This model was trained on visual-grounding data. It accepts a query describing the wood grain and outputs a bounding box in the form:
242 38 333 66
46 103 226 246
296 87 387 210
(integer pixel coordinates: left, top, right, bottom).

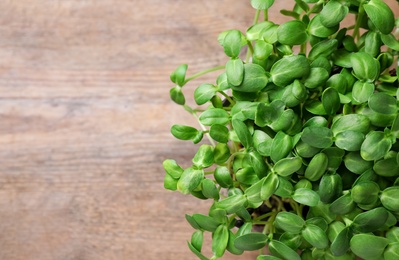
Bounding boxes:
0 1 398 259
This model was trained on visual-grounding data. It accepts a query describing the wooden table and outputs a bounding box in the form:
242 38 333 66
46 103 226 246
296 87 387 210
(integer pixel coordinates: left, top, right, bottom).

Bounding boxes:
0 1 397 259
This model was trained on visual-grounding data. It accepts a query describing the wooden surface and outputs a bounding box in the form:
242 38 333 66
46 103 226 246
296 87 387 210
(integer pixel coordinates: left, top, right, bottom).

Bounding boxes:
0 1 398 260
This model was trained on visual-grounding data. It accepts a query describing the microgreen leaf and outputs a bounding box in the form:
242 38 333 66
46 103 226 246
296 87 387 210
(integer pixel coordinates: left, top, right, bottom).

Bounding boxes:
270 55 310 87
319 173 343 204
380 186 399 212
192 214 221 232
212 225 229 258
231 63 269 93
277 20 308 45
360 131 392 161
214 166 233 188
223 30 243 58
363 0 395 35
234 233 268 251
226 59 244 87
192 145 214 169
292 188 319 207
274 211 306 234
199 108 230 126
232 119 253 149
268 240 301 260
368 92 397 115
273 157 302 177
301 224 329 249
352 207 389 233
250 0 274 10
350 234 389 259
351 52 380 82
319 0 348 27
194 83 217 105
171 124 201 142
301 126 333 149
177 167 204 194
170 85 185 105
170 64 188 86
308 15 339 38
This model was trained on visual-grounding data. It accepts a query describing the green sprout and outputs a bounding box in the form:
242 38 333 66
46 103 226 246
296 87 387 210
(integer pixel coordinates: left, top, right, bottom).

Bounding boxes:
164 0 399 259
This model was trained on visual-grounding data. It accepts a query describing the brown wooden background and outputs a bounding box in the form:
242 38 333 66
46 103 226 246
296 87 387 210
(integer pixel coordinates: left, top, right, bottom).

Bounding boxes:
0 1 398 259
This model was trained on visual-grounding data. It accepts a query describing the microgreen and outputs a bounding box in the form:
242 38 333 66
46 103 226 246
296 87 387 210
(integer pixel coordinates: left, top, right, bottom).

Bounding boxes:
163 0 399 259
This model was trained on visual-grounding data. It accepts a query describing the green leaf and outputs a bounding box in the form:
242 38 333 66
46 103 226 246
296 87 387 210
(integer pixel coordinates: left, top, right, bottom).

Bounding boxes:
232 120 253 149
350 234 389 259
163 159 184 179
192 214 220 232
384 242 399 259
246 21 275 41
245 178 265 207
249 150 269 178
322 87 340 115
364 31 382 57
177 167 204 194
270 55 310 87
170 64 188 86
164 173 178 191
223 30 243 58
329 193 356 215
331 227 352 256
301 126 333 149
268 239 301 260
274 211 306 234
381 186 399 212
234 233 268 251
260 172 279 200
257 255 283 260
187 241 210 260
319 0 348 27
214 143 230 164
273 157 302 177
363 0 395 34
250 0 274 10
192 145 214 168
191 230 204 252
352 207 389 233
170 85 185 105
231 63 269 93
368 92 397 115
308 15 339 38
322 147 345 171
319 173 343 204
236 167 259 185
308 39 338 61
360 131 392 161
352 81 375 103
303 67 329 89
381 33 399 51
277 20 308 45
344 151 373 174
305 101 327 115
274 176 294 198
201 179 219 200
254 40 273 60
334 130 365 151
351 181 379 205
304 152 328 181
374 157 399 177
301 224 329 249
326 74 348 94
171 124 200 141
226 231 244 255
292 188 320 207
194 83 217 105
216 194 247 214
213 166 233 188
226 59 244 86
331 114 370 135
351 52 380 82
271 131 293 162
212 225 229 258
210 124 229 143
199 108 230 126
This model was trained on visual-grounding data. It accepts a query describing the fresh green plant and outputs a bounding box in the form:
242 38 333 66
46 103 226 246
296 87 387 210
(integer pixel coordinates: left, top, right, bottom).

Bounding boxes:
163 0 399 259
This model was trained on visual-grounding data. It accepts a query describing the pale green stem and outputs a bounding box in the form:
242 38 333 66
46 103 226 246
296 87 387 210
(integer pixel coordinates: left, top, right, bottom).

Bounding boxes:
184 65 225 84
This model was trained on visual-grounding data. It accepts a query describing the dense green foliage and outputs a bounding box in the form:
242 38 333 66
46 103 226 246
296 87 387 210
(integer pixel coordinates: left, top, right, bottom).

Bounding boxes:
164 0 399 259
